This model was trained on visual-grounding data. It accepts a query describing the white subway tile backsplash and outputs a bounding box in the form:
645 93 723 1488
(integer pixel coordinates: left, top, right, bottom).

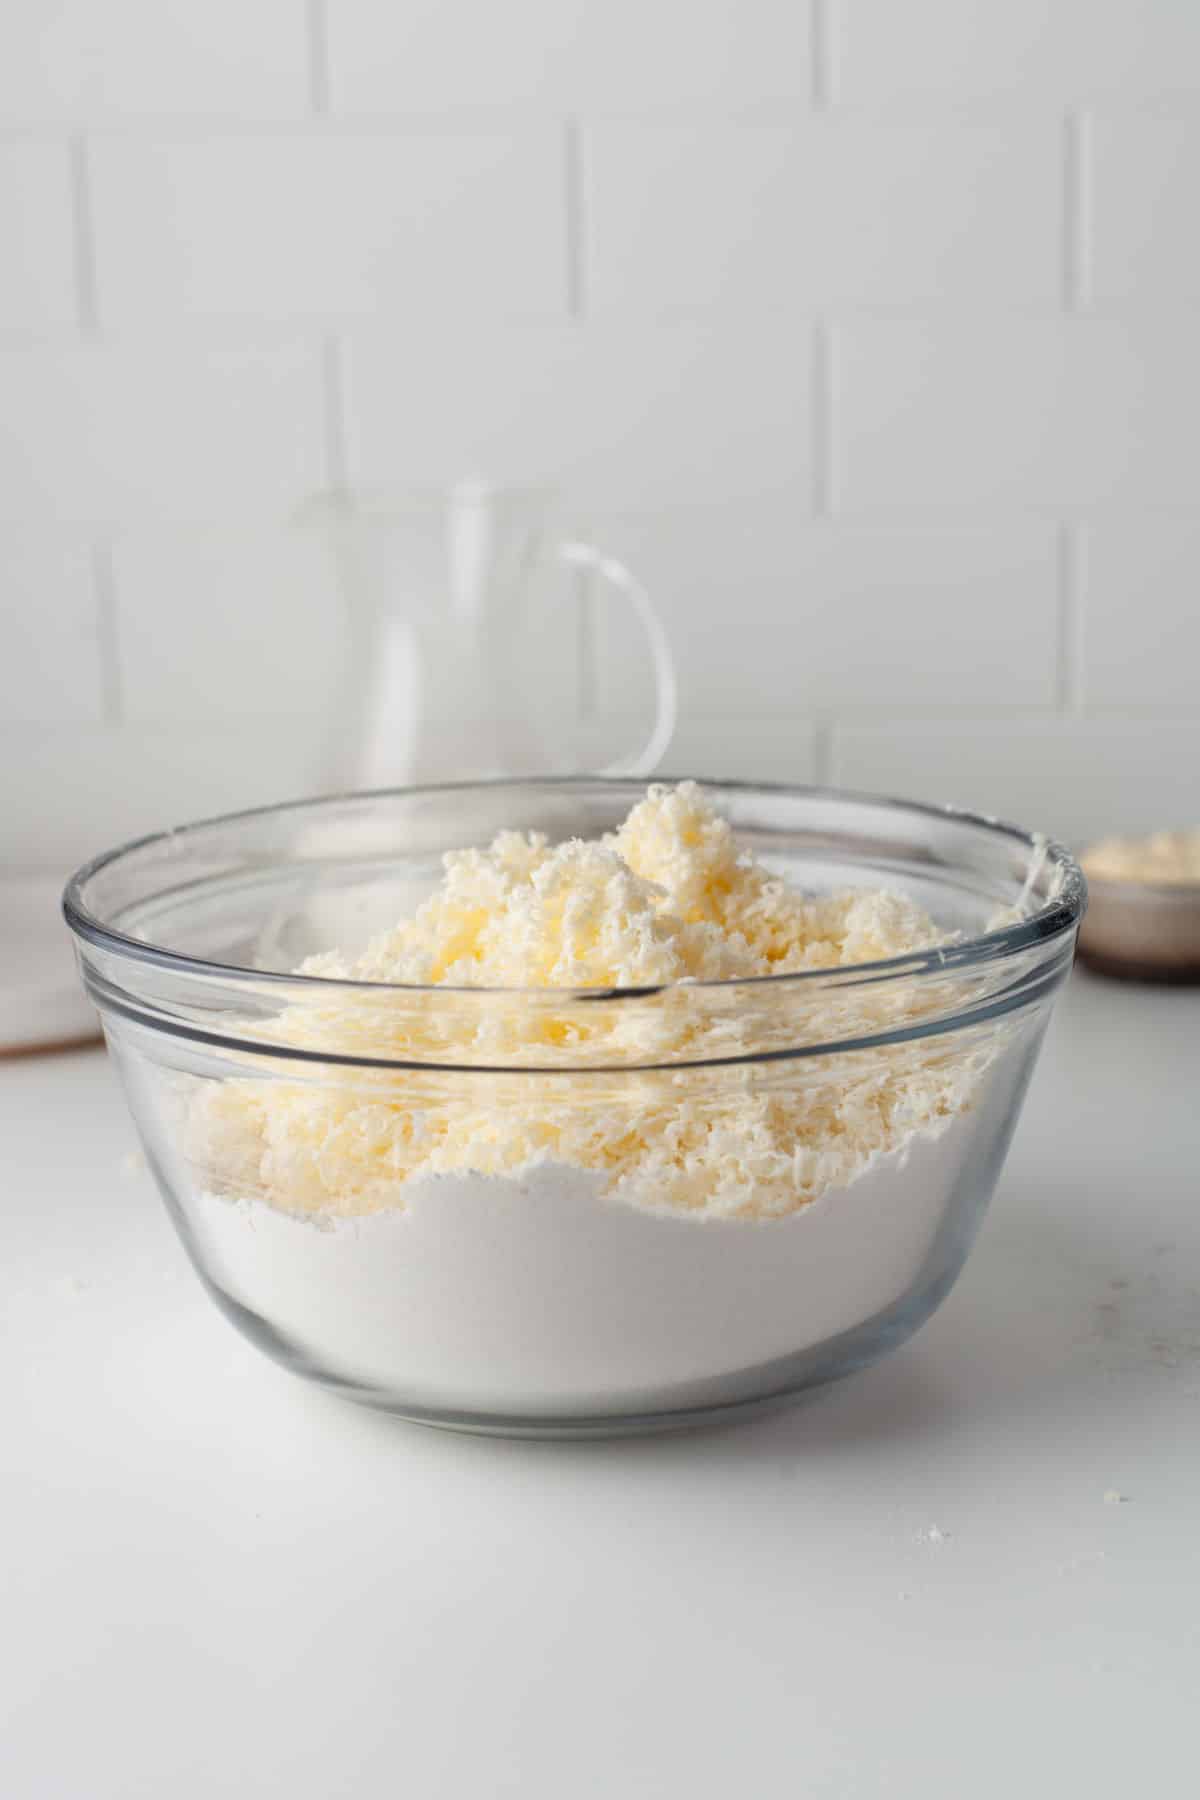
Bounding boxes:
838 0 1200 101
1083 519 1200 709
589 514 1059 717
0 143 78 331
659 714 819 784
586 121 1060 310
2 0 1198 866
113 522 592 752
112 530 349 721
1092 117 1200 303
835 322 1200 512
832 719 1200 846
326 0 811 112
576 709 819 786
0 538 101 723
1 722 338 867
343 325 814 508
0 344 325 526
89 130 567 325
0 1 309 120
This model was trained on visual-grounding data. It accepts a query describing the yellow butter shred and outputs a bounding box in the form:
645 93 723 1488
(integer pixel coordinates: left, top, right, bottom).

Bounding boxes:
189 784 989 1220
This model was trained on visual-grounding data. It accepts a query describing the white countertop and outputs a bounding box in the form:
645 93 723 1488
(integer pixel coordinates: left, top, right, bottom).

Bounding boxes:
2 970 1198 1799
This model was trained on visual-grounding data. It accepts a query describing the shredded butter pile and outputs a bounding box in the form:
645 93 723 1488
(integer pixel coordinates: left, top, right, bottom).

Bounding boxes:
190 784 989 1220
303 780 942 988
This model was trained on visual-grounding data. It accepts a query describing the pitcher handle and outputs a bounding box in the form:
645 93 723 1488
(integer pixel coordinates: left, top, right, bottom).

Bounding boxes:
558 541 678 778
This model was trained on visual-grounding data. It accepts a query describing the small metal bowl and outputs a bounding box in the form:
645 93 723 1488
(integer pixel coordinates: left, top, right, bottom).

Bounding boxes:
1078 864 1200 984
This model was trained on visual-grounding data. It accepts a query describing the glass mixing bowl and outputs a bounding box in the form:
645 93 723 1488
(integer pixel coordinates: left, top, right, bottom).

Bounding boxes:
65 780 1084 1438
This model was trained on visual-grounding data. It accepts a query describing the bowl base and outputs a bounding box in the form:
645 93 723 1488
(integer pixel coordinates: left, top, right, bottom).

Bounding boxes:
189 1192 980 1439
332 1372 846 1440
205 1272 917 1439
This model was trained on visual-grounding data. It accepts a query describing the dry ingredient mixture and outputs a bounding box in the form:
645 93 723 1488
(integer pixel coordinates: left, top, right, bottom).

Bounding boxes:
189 783 986 1221
182 783 1031 1410
1082 829 1200 887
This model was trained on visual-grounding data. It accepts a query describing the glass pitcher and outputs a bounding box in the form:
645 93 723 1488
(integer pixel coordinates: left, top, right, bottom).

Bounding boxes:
308 480 677 788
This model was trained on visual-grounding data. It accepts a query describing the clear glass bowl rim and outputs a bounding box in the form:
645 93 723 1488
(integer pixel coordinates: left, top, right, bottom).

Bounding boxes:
63 775 1087 1003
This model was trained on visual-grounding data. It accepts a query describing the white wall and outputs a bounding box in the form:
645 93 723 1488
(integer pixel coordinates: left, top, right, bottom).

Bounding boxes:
2 0 1199 869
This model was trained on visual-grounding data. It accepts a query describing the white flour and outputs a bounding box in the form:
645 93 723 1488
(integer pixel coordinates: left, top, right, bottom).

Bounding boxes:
187 1055 1018 1418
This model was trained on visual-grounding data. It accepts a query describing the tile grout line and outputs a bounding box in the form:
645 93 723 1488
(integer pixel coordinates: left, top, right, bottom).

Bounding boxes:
1056 522 1085 714
68 135 99 333
565 117 587 322
306 0 331 114
1063 110 1090 312
321 335 349 493
811 320 834 517
91 540 123 727
811 0 835 108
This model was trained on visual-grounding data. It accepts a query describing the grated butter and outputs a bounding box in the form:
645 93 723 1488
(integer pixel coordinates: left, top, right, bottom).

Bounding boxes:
189 784 988 1220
